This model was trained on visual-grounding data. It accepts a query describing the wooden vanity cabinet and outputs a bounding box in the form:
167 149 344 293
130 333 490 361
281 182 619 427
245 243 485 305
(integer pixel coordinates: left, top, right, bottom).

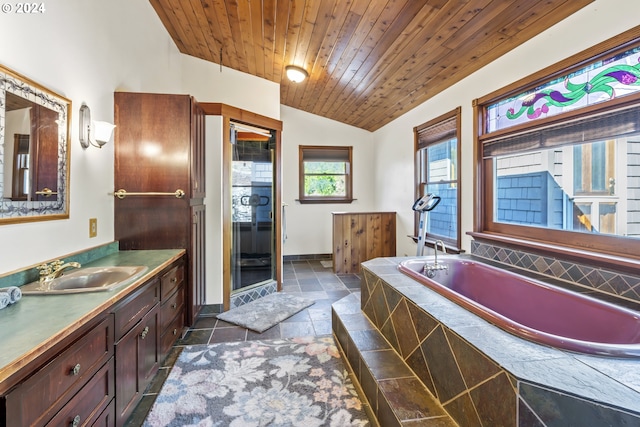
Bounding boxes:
113 278 160 427
2 315 115 427
0 256 185 427
112 258 185 426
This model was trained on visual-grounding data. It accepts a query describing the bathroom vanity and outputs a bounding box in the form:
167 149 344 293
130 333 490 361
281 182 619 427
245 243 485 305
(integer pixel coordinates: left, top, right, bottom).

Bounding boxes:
0 248 185 427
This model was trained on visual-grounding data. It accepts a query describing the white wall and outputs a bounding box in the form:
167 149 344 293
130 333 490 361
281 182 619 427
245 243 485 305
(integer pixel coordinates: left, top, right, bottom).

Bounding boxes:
182 55 280 120
0 0 184 274
0 1 282 280
280 105 375 256
372 0 640 257
204 116 224 304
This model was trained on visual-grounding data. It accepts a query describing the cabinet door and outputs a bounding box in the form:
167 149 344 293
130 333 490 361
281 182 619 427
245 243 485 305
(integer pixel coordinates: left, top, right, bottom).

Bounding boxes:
114 92 191 251
115 304 160 427
189 204 206 324
191 100 205 199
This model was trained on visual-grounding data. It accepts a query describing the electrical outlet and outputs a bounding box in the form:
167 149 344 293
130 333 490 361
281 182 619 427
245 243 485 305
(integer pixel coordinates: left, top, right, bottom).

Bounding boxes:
89 218 97 238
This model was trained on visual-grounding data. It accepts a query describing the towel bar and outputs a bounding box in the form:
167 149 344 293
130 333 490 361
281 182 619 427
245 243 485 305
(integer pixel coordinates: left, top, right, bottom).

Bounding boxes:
35 188 58 196
111 189 186 199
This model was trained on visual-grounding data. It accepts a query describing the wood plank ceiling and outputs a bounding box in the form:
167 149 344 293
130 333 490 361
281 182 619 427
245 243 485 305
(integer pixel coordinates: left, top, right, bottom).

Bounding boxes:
150 0 593 132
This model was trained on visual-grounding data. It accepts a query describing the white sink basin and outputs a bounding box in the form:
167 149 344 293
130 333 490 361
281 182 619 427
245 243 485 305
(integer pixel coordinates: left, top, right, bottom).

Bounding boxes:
21 266 149 294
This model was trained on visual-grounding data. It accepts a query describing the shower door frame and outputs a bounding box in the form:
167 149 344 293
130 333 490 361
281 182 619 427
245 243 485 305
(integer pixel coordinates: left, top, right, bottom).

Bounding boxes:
201 103 282 311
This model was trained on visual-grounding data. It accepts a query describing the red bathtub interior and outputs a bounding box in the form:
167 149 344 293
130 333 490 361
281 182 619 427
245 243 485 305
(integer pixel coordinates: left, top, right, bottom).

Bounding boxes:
398 257 640 357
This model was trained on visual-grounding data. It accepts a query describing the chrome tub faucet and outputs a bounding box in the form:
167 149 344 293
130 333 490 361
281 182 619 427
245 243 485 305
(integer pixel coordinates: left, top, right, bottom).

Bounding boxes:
424 240 448 277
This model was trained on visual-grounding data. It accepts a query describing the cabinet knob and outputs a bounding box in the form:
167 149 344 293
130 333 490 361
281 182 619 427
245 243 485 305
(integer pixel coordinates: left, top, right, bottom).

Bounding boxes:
71 415 81 427
171 277 177 283
140 326 150 339
70 363 81 376
173 328 178 336
171 302 177 309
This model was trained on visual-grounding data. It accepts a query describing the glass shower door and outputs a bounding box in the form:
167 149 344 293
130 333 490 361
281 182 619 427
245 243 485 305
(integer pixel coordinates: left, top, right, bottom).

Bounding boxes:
231 126 275 292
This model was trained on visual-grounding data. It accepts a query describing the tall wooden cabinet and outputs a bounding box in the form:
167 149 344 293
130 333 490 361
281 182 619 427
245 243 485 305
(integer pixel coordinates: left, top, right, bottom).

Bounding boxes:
114 92 205 326
332 212 396 274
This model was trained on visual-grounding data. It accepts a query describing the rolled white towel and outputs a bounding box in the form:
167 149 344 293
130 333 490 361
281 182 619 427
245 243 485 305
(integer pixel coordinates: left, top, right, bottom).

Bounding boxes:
0 292 9 310
4 286 22 304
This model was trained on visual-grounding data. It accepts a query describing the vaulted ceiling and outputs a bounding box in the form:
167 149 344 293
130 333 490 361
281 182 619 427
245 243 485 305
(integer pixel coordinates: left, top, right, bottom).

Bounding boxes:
149 0 593 131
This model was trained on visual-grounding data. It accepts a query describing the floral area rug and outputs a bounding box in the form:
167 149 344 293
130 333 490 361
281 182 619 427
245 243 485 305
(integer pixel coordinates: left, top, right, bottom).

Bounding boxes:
143 336 370 427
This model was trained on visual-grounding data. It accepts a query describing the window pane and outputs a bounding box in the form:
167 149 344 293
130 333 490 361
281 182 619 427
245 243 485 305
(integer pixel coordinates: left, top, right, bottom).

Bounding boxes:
424 182 458 240
304 161 346 174
414 109 461 249
304 175 346 197
426 139 457 182
493 136 639 239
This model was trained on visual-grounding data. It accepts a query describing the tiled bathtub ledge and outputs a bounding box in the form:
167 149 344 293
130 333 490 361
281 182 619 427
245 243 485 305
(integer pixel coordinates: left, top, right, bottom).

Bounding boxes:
332 293 458 426
351 257 640 426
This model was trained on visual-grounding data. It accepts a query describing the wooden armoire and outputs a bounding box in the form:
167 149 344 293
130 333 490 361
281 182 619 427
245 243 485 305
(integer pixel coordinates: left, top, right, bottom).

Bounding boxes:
114 92 205 326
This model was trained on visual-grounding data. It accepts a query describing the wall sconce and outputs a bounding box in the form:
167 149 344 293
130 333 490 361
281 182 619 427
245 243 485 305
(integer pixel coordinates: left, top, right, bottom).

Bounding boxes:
79 103 115 149
285 65 309 83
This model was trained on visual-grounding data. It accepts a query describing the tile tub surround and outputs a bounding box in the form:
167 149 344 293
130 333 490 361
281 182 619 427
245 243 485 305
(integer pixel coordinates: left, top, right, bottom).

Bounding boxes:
342 257 640 426
472 240 640 304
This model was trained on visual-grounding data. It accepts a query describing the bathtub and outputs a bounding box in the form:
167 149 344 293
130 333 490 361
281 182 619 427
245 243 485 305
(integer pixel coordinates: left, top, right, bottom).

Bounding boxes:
398 256 640 357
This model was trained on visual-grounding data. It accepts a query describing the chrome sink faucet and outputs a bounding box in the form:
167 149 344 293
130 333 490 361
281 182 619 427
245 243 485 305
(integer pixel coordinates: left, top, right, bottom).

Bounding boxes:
37 260 81 282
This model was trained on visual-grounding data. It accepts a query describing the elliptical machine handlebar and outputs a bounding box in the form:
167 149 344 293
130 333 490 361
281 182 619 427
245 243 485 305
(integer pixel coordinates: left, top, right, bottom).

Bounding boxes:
412 193 441 212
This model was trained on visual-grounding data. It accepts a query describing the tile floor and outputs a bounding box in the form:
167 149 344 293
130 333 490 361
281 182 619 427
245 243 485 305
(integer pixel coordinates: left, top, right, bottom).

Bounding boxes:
124 259 364 426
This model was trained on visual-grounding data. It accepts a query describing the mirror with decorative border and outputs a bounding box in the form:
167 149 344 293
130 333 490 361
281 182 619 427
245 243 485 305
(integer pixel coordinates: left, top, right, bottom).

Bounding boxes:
0 64 71 223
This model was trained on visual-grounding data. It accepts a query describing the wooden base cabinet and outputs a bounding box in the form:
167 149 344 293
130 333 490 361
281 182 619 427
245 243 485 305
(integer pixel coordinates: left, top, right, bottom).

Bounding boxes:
112 258 185 426
2 315 115 427
0 257 186 427
113 279 160 427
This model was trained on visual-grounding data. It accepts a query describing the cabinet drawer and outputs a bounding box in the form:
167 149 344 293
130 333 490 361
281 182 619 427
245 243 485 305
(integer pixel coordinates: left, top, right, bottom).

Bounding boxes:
45 357 114 427
161 286 184 331
160 306 185 358
5 315 114 427
91 399 115 427
114 279 159 341
160 263 184 301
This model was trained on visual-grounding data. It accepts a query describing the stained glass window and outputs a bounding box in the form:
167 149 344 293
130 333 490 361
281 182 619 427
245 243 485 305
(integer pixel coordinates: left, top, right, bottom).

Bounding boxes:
486 47 640 132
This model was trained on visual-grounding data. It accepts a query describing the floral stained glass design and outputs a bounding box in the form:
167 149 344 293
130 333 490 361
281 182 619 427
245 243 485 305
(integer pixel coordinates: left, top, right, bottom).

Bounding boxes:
486 47 640 132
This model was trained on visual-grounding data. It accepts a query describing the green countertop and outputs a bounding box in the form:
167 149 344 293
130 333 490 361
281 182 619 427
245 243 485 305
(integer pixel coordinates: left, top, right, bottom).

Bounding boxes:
0 249 184 387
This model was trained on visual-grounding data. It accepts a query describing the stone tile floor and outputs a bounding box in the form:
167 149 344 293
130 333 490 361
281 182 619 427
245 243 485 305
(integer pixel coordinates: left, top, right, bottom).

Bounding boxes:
124 259 364 426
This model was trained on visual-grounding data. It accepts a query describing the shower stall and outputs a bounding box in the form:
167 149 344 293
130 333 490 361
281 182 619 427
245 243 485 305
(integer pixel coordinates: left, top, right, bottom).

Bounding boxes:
230 123 276 293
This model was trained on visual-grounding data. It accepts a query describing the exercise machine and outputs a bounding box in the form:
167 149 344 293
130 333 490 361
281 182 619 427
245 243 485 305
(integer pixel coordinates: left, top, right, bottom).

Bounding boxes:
413 193 441 256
